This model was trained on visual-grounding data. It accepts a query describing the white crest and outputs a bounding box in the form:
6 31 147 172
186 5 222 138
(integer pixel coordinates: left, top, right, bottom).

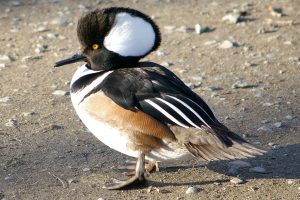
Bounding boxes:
104 12 156 57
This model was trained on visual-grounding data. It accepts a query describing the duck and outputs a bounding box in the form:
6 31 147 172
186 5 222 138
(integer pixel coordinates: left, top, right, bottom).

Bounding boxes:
54 7 265 190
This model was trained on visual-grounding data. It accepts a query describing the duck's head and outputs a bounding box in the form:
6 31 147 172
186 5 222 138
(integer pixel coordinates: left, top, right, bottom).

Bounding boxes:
54 7 161 70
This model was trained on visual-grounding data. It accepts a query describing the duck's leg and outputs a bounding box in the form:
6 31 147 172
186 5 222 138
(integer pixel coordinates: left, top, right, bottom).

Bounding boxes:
112 159 159 176
103 153 146 190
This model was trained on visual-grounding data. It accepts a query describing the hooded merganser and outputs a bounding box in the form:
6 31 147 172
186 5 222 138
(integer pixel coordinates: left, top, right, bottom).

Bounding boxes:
54 7 265 190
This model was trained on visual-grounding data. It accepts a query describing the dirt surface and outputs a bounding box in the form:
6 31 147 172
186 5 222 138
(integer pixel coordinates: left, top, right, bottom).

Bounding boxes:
0 0 299 199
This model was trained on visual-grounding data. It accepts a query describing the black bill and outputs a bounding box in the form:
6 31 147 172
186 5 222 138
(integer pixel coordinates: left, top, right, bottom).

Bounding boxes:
54 53 87 67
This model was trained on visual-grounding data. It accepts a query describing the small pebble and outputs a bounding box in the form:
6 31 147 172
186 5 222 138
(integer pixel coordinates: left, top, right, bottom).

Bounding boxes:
232 80 257 89
160 61 173 67
269 7 283 17
35 44 48 54
285 115 293 120
249 167 267 174
51 17 69 26
195 24 208 34
22 55 43 62
0 63 6 68
22 112 36 117
34 26 49 33
176 26 194 33
82 167 91 172
5 119 17 128
222 13 241 24
0 55 13 62
207 86 223 91
185 186 201 194
4 175 14 181
288 56 300 62
273 122 283 128
52 90 69 96
257 126 272 133
230 177 245 184
0 97 12 103
204 40 217 46
51 124 64 130
287 179 295 185
219 40 237 49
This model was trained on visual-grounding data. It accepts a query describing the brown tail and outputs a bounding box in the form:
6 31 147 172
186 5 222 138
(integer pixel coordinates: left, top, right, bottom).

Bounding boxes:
184 126 266 161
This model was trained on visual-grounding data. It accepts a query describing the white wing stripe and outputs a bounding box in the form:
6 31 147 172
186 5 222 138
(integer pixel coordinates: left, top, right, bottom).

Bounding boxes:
167 95 211 128
156 98 201 128
144 99 189 128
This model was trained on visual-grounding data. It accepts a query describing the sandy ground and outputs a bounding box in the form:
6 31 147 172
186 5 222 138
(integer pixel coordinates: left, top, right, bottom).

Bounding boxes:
0 0 299 199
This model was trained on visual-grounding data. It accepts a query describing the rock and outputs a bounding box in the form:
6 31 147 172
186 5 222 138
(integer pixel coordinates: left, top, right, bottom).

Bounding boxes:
82 167 91 172
164 25 176 33
185 186 201 194
232 80 258 89
22 112 36 117
274 122 284 128
204 40 217 46
22 55 43 62
268 7 283 17
51 124 64 130
230 177 245 184
51 17 68 26
34 26 49 33
176 26 194 33
52 90 69 96
160 61 173 67
5 119 17 128
0 55 13 62
195 24 208 34
287 179 295 185
207 86 223 91
285 115 293 120
4 175 14 181
219 40 237 49
258 126 272 133
0 97 12 103
288 56 300 62
46 33 58 39
222 13 241 24
35 44 48 54
249 167 267 174
0 63 6 68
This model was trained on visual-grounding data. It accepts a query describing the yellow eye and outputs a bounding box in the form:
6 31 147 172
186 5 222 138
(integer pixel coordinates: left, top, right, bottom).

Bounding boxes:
92 44 99 50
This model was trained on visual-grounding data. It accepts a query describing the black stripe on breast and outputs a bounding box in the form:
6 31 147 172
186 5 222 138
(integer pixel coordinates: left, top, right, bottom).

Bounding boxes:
71 71 105 93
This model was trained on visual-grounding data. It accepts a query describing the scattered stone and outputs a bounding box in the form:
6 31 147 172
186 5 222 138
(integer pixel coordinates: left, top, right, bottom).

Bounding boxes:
22 55 43 62
273 122 284 128
0 97 12 103
257 27 267 34
288 56 300 62
52 90 69 96
250 186 259 191
185 186 201 194
207 86 223 91
232 80 258 89
219 40 237 49
285 115 293 120
164 25 176 33
4 175 14 181
0 55 13 62
204 40 217 46
195 24 209 34
283 41 293 45
35 44 48 54
22 112 36 117
82 167 91 172
0 63 6 68
51 16 69 26
176 26 194 33
5 119 17 128
230 177 245 184
268 7 283 17
160 61 173 67
257 126 272 133
249 167 267 174
34 26 49 33
222 13 241 24
46 33 58 39
10 1 22 6
262 102 273 107
51 124 64 130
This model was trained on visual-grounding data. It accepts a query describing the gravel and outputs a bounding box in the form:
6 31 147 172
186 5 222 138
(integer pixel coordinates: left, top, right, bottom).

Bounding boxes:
185 186 201 194
230 178 245 184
